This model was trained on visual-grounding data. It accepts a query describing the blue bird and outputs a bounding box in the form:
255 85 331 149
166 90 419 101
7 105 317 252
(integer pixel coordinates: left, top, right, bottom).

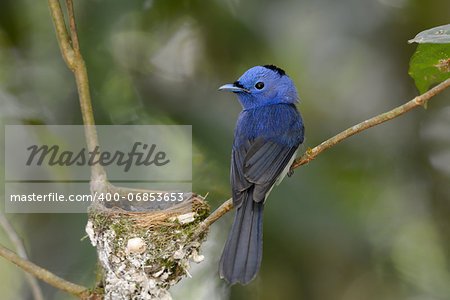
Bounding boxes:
218 65 305 285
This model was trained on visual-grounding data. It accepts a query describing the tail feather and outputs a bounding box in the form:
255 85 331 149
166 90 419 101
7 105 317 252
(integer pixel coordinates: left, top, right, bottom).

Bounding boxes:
219 191 264 285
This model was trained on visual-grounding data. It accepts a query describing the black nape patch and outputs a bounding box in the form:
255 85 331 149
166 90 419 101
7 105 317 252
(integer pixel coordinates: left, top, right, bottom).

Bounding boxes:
263 64 286 77
233 81 245 89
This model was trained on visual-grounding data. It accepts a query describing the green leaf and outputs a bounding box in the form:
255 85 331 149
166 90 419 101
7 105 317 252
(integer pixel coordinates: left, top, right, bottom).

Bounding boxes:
408 43 450 94
408 24 450 44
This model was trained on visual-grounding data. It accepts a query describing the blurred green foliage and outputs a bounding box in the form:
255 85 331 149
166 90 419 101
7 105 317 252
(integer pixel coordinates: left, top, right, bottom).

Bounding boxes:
1 0 450 299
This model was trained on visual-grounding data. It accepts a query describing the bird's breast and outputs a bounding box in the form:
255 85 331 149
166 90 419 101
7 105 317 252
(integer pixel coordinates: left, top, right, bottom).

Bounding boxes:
233 103 304 149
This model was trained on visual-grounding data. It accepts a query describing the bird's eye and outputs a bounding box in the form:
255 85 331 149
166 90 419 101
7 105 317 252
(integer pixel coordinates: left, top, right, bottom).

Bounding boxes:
255 82 265 90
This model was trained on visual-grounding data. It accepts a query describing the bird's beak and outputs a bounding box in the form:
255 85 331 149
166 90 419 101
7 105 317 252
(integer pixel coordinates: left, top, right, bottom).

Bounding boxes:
218 83 250 94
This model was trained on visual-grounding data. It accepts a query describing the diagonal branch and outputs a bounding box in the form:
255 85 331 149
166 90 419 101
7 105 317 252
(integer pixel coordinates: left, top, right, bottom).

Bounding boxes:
0 244 90 298
291 78 450 169
196 78 450 234
192 197 233 238
0 212 43 300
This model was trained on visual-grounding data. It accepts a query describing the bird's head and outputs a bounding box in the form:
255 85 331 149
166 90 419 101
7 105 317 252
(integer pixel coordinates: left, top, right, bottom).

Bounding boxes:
219 65 299 110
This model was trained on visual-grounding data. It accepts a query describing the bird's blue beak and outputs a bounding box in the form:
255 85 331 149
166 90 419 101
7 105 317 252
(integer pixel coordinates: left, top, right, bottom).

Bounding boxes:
218 83 250 94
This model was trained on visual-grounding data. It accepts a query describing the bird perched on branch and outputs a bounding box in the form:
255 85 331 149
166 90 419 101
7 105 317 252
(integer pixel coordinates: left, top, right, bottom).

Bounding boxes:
218 65 304 285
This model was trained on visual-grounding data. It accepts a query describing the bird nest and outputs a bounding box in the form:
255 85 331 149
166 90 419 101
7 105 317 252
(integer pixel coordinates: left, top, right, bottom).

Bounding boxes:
86 193 209 300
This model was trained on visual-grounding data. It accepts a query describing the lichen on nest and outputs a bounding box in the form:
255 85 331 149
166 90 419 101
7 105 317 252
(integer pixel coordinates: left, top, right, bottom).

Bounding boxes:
86 193 209 300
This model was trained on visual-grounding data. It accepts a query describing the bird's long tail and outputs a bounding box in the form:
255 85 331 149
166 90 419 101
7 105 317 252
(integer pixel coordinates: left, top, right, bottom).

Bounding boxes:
219 190 264 285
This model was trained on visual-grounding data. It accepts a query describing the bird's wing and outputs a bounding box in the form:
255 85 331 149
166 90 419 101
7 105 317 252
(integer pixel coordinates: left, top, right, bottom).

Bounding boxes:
231 143 250 191
243 138 298 184
231 137 298 206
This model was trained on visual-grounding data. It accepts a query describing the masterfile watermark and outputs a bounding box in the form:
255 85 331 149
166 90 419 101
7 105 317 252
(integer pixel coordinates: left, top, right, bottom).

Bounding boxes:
5 182 192 213
4 125 192 213
9 192 185 203
26 142 170 172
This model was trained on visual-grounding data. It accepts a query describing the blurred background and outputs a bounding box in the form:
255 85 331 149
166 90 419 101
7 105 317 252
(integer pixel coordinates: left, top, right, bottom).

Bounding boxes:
1 0 449 299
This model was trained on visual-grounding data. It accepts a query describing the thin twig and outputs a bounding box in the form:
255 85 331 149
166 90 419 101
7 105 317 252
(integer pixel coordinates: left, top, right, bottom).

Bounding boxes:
196 79 450 234
0 213 44 300
291 78 450 169
192 198 233 238
66 0 80 54
0 244 89 298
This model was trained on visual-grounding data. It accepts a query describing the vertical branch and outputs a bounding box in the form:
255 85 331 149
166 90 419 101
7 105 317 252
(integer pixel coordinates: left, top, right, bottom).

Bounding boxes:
47 0 106 183
66 0 80 54
47 0 74 69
